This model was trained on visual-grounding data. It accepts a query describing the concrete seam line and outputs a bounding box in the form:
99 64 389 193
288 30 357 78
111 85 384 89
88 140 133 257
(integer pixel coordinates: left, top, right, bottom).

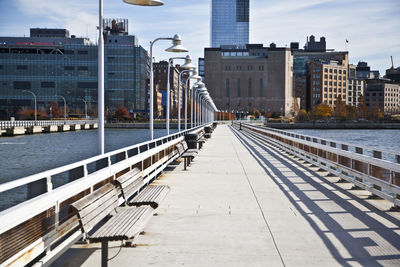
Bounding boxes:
229 126 286 267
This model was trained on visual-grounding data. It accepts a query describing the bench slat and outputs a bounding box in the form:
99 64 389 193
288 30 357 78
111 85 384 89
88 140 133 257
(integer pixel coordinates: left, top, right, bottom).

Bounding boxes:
89 206 154 242
80 192 119 230
130 185 170 209
116 168 142 187
72 183 115 212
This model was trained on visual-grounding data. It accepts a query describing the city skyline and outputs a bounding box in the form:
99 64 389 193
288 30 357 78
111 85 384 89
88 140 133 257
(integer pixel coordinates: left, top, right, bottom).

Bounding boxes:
0 0 399 74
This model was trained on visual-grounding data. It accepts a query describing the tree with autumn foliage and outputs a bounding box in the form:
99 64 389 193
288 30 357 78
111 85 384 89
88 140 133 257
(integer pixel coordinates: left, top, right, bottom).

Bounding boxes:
333 96 347 121
46 101 61 118
312 103 332 121
296 109 308 122
345 105 358 121
358 96 368 119
114 106 130 121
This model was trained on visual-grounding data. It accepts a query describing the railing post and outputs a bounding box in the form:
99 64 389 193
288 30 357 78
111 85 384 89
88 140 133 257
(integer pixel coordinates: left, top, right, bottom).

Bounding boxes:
371 150 383 192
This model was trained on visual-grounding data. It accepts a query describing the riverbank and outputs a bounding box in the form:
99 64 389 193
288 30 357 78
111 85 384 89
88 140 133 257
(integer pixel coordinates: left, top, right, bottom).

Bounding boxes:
264 122 400 129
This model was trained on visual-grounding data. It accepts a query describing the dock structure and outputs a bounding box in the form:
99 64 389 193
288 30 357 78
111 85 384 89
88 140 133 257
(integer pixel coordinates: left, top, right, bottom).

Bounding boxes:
52 124 400 266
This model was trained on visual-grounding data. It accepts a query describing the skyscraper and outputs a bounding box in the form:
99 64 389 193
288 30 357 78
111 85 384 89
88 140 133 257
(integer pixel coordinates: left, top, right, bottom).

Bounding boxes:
211 0 249 48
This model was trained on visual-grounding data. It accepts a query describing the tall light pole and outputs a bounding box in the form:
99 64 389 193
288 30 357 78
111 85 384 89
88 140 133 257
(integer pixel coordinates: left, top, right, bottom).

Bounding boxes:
178 68 194 131
185 69 200 130
150 35 188 140
56 95 67 123
166 56 194 135
190 72 202 128
80 98 88 119
194 86 206 126
96 0 164 155
22 90 37 123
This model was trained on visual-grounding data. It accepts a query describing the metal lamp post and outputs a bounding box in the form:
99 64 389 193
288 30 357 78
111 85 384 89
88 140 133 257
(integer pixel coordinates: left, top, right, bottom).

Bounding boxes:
186 70 200 130
188 71 201 128
178 69 194 131
149 35 188 140
80 98 88 119
166 55 194 135
97 0 164 155
56 95 67 123
194 86 206 126
22 90 37 123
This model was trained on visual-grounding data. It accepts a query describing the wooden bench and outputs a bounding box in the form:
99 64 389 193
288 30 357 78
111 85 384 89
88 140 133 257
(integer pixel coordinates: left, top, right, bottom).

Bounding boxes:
115 167 143 203
176 143 197 170
116 167 170 209
130 185 170 209
71 183 154 267
182 140 198 154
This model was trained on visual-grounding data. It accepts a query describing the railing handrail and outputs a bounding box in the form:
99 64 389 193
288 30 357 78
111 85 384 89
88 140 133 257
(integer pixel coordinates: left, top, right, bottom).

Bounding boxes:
0 124 205 194
232 120 400 164
234 122 400 207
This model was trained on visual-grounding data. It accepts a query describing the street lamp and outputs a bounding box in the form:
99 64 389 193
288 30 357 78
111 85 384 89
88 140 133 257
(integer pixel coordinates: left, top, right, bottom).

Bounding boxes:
177 63 195 131
80 98 88 119
149 35 188 140
56 95 67 123
97 0 164 155
166 55 194 135
22 90 37 123
188 70 201 128
194 86 207 126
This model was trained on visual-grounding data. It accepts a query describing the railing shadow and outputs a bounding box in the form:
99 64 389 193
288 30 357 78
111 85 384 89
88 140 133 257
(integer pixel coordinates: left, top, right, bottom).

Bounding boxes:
230 126 400 267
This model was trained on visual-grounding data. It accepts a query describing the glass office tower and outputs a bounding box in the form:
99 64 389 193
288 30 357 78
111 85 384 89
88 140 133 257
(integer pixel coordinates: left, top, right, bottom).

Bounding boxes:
0 23 149 119
211 0 249 48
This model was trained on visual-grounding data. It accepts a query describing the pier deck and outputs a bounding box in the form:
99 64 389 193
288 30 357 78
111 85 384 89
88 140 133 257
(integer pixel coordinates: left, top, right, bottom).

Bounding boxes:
54 125 400 266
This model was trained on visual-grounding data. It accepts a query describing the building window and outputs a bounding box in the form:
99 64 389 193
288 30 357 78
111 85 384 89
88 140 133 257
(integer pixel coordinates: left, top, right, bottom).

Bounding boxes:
237 78 241 97
248 78 252 97
259 78 263 97
64 66 74 71
41 81 55 88
17 65 28 70
13 81 31 90
77 50 88 55
226 78 230 97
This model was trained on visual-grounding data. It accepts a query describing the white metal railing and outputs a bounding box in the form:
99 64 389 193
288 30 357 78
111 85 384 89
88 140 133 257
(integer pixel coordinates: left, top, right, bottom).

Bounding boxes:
0 120 98 129
0 124 209 267
233 122 400 207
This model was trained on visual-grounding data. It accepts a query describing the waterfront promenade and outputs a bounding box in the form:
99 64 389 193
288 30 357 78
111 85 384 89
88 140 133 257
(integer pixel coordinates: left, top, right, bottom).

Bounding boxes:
55 125 400 266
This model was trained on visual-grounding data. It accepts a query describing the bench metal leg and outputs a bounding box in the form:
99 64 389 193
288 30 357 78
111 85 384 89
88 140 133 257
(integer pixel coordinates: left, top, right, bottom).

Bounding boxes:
184 158 187 170
102 240 108 267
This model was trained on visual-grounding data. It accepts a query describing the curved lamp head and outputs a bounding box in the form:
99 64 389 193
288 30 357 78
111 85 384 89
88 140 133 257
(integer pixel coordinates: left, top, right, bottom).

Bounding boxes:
181 55 196 70
123 0 164 6
165 34 188 53
189 69 201 80
194 80 204 87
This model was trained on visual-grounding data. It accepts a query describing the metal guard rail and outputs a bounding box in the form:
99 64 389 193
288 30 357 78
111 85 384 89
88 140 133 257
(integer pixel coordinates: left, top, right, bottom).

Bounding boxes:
233 122 400 207
0 124 210 267
0 120 98 129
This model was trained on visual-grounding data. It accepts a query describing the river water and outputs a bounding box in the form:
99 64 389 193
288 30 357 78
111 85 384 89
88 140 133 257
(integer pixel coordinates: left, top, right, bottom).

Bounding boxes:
288 129 400 154
0 128 175 184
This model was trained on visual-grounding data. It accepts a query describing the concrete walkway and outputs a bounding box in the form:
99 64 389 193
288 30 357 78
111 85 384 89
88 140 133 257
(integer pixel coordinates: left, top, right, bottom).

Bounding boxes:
54 125 400 266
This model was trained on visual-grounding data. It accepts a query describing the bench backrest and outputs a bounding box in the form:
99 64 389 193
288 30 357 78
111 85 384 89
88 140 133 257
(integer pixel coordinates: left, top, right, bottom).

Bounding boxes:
71 183 119 237
176 143 185 155
182 141 189 151
115 168 143 202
